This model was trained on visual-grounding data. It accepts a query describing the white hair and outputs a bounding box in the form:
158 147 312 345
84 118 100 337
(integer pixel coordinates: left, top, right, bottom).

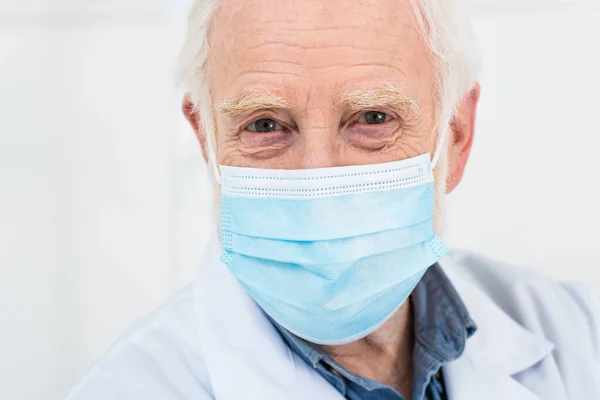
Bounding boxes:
177 0 480 233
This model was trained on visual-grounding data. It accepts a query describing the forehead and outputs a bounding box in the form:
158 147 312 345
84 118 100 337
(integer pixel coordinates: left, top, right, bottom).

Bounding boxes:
207 0 433 105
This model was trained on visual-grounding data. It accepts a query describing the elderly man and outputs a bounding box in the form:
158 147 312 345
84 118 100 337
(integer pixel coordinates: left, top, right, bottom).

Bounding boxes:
67 0 600 399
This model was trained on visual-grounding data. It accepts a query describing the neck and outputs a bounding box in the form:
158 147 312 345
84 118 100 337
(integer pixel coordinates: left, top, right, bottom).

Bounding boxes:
320 299 414 399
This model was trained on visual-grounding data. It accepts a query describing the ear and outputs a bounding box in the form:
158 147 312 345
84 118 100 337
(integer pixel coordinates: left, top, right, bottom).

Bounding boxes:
182 93 209 163
446 83 481 194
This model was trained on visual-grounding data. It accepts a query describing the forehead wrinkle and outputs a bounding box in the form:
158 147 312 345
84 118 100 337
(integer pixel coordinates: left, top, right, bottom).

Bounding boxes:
214 91 291 118
336 85 421 114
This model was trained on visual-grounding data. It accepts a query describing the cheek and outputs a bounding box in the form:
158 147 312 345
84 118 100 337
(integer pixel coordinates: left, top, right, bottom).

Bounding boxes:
214 119 238 161
344 120 402 150
215 130 296 167
383 108 437 159
383 130 435 160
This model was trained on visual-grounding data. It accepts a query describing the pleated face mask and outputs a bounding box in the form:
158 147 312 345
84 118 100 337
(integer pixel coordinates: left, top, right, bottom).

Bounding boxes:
218 153 449 345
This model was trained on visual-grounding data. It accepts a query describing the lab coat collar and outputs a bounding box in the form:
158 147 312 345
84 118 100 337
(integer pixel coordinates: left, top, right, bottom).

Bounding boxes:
439 254 555 400
439 254 554 375
194 234 555 400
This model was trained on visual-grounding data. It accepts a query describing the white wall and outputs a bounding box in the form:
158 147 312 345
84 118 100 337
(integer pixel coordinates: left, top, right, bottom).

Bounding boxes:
446 10 600 287
0 1 598 399
0 1 191 398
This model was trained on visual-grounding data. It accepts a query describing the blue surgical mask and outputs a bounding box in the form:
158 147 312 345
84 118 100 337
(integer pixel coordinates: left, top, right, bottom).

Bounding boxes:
218 153 449 345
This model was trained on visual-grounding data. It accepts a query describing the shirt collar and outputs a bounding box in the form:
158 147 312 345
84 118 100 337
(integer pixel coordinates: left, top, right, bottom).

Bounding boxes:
273 319 324 368
412 263 477 362
439 252 554 376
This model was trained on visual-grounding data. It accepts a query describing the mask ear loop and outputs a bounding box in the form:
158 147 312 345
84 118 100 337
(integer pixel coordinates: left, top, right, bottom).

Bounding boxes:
430 122 450 169
205 132 222 185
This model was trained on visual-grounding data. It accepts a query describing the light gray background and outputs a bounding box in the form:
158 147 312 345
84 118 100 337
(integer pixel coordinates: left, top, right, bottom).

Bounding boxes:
1 0 599 399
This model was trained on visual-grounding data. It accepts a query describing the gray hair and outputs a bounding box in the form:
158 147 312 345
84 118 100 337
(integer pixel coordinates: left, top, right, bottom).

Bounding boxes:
177 0 481 173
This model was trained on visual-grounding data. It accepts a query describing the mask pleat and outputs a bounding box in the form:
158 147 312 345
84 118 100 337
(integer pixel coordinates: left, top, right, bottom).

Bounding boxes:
223 184 434 241
224 238 444 309
218 154 449 345
228 219 434 265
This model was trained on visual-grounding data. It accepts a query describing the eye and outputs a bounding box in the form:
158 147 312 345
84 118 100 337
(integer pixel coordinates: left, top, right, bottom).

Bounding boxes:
357 111 392 125
246 118 283 133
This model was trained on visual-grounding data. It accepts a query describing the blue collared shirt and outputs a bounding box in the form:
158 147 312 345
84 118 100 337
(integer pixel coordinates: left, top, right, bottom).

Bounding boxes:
272 263 477 400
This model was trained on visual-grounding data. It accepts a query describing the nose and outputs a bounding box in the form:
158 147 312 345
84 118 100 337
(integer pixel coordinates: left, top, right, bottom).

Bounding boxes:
296 124 345 169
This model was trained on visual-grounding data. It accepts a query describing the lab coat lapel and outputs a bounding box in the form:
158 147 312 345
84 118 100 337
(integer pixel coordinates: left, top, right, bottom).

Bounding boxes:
194 234 343 400
440 254 556 400
443 356 544 400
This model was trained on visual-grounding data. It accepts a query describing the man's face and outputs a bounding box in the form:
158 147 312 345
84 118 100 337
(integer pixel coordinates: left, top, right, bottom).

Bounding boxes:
206 0 438 170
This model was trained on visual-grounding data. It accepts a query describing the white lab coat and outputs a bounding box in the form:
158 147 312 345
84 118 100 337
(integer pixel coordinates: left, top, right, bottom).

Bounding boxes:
67 235 600 400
